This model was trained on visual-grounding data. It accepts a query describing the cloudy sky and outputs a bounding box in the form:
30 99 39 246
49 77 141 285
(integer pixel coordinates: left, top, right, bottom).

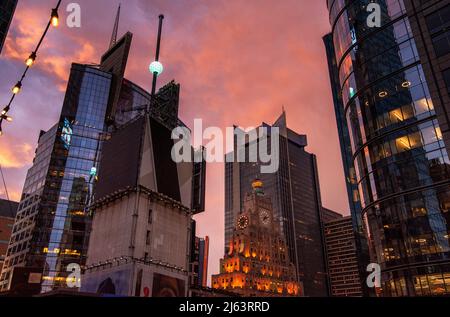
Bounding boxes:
0 0 347 282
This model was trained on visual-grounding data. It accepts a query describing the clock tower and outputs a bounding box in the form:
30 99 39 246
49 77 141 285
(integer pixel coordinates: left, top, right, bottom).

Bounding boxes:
212 180 301 296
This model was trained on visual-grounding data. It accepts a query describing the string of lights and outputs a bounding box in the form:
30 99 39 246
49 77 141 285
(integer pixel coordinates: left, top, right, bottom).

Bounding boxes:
0 0 62 136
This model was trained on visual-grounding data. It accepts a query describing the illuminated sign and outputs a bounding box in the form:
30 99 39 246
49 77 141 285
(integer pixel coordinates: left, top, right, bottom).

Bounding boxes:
349 87 355 98
43 247 81 256
350 26 358 52
61 118 73 149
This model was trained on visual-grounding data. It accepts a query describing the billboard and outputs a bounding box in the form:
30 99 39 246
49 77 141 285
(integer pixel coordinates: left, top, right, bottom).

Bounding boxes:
152 273 186 297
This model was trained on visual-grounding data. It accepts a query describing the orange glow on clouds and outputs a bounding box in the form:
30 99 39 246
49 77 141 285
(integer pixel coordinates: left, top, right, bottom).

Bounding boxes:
0 0 349 286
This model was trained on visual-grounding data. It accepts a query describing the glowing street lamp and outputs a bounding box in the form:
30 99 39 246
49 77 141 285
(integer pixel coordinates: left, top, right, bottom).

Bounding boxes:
149 15 164 103
149 61 164 76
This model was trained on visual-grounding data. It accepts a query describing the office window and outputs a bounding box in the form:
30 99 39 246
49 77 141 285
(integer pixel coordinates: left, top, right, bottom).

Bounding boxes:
148 209 152 224
431 32 450 57
426 5 450 34
426 5 450 57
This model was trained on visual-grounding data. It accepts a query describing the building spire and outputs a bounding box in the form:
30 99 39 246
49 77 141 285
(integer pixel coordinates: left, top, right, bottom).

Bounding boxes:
109 4 121 49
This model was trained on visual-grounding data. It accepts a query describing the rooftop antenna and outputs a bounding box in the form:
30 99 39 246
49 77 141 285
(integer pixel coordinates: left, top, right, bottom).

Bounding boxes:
109 4 121 49
148 14 165 112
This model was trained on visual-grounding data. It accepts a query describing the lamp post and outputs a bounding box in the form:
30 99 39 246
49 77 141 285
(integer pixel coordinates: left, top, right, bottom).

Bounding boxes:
148 14 165 112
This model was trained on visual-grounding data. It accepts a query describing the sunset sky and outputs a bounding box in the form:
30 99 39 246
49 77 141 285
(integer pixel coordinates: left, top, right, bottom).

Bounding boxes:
0 0 348 283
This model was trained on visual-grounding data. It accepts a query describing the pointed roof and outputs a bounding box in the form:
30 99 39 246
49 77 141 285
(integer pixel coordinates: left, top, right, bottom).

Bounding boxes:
109 4 121 49
273 108 288 137
273 108 287 129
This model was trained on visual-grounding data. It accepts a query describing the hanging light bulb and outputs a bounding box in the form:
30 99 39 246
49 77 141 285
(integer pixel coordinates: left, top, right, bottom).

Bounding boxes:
26 52 37 67
12 81 22 94
1 106 10 115
51 8 59 27
0 113 12 122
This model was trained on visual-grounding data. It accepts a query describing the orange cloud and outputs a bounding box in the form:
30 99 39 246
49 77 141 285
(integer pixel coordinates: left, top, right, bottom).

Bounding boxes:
0 140 34 169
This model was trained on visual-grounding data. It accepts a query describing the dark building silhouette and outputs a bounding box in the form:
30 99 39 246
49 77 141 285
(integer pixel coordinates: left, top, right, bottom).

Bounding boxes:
224 112 329 296
0 0 17 54
326 0 450 296
321 207 344 224
189 221 209 289
0 199 18 272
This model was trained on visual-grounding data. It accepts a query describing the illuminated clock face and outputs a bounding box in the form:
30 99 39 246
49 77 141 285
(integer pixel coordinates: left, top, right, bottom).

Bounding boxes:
237 215 249 229
260 210 270 226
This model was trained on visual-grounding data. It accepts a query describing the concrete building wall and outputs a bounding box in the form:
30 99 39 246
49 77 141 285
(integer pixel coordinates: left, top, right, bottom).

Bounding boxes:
83 187 191 297
87 190 190 270
86 194 136 264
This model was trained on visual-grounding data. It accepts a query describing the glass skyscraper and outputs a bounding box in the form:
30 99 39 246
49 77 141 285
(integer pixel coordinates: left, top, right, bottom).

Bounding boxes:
0 0 17 54
324 33 371 296
0 30 158 293
326 0 450 296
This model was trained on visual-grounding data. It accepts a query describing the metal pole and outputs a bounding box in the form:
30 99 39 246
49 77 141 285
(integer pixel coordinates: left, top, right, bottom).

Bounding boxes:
151 15 164 100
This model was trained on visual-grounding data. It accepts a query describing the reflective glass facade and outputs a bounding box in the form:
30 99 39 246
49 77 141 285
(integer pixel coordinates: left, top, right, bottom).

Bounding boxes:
327 0 450 296
0 65 112 292
324 33 371 295
114 79 151 126
0 64 149 292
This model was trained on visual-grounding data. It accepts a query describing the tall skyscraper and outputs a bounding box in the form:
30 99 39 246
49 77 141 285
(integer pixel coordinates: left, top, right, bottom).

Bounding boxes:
0 0 17 54
0 199 18 272
225 112 329 296
326 0 450 296
213 180 301 296
190 221 209 288
323 32 372 296
0 15 163 293
324 216 363 297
